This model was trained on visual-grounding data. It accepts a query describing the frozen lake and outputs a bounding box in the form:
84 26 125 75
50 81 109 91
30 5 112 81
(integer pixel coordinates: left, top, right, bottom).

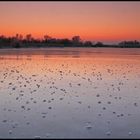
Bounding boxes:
0 48 140 138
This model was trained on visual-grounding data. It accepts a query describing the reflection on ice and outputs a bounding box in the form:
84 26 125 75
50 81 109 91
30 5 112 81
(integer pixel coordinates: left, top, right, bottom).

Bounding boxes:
0 48 140 138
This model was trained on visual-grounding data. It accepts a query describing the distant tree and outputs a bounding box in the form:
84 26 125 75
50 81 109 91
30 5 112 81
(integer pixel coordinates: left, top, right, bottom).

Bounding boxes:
15 34 23 42
0 35 5 42
59 39 72 47
72 36 82 46
26 34 32 42
84 41 93 47
15 34 19 40
14 42 21 48
72 36 81 43
44 35 52 42
11 38 21 48
49 38 57 43
119 40 140 48
0 35 7 47
19 34 23 41
94 42 104 47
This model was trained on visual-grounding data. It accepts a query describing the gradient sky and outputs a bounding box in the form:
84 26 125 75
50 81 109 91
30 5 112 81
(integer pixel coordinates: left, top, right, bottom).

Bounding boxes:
0 2 140 44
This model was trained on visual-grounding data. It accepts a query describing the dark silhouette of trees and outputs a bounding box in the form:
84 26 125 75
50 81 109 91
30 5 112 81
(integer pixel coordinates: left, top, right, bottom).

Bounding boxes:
15 34 23 41
72 36 80 45
61 39 72 46
11 34 23 48
84 41 93 47
119 40 140 48
94 42 104 47
72 36 81 43
72 36 83 47
0 34 140 48
43 35 52 43
26 34 32 42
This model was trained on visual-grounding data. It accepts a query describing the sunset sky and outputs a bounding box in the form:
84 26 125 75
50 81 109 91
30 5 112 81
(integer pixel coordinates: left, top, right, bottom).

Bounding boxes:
0 2 140 44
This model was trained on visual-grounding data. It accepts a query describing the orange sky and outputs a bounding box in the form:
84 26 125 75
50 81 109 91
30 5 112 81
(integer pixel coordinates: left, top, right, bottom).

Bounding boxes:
0 2 140 44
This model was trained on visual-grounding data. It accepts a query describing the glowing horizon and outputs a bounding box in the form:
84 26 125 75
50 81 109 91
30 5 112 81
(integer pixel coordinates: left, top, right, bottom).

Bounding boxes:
0 2 140 44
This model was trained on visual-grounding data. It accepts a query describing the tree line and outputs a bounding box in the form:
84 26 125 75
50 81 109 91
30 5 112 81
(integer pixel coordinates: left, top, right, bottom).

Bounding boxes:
0 34 140 48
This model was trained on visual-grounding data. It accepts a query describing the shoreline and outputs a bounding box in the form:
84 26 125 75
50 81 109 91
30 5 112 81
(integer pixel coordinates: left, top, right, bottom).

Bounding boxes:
0 46 140 49
0 47 140 56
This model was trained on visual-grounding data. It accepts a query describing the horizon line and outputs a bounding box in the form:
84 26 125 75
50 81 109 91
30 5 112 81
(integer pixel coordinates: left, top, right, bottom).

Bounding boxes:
0 34 140 45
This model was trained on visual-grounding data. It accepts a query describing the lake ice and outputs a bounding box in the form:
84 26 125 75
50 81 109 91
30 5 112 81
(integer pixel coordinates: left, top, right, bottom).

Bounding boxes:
0 48 140 138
